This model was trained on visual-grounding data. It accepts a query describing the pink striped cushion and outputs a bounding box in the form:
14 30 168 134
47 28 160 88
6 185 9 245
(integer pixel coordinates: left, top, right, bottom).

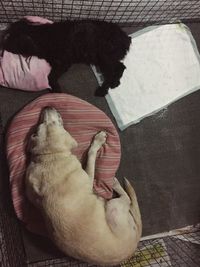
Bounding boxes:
6 93 121 236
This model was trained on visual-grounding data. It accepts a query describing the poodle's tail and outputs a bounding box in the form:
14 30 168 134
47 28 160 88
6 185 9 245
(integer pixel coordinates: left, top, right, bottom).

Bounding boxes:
124 177 142 237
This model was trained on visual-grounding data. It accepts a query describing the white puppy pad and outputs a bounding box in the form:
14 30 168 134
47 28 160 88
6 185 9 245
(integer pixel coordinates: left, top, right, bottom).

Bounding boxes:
98 24 200 130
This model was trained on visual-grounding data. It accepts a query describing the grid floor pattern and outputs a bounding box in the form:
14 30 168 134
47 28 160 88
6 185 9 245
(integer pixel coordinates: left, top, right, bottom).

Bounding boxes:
123 232 200 267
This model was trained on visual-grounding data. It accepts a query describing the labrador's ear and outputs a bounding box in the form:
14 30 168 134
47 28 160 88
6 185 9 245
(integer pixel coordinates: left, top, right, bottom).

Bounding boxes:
70 135 78 149
64 131 78 151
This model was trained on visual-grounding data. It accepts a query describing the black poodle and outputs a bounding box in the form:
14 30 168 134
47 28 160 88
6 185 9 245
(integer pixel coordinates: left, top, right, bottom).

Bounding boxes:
3 19 131 96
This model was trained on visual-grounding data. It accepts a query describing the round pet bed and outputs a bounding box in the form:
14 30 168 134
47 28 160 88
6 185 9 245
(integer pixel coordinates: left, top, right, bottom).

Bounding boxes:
6 93 121 236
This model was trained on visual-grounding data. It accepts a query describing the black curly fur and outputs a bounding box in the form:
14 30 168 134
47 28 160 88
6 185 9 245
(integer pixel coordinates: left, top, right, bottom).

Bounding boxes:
3 19 131 96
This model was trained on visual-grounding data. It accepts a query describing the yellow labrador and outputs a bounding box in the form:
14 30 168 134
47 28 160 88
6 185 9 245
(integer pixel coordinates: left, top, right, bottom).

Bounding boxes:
26 107 142 265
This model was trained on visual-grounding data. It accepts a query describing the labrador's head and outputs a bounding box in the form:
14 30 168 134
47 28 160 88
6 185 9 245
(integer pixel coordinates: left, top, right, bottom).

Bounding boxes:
29 107 77 155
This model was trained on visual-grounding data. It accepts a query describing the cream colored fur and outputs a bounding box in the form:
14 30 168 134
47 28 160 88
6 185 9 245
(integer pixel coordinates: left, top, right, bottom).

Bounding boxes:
25 107 142 265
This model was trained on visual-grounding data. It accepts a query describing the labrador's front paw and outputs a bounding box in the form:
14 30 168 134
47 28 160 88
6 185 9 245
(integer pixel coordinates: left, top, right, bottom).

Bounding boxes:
92 131 107 150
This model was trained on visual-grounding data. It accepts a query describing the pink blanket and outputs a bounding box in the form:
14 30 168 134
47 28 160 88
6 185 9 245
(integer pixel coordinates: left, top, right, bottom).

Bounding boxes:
0 16 53 91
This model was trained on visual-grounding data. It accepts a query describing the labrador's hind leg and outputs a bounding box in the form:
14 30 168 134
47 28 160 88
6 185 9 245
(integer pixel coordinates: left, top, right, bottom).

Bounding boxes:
95 61 126 96
105 178 132 233
112 177 131 203
85 131 107 184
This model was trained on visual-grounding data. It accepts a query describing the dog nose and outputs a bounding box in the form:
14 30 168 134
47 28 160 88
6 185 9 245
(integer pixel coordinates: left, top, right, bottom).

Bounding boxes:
43 106 56 112
41 106 62 125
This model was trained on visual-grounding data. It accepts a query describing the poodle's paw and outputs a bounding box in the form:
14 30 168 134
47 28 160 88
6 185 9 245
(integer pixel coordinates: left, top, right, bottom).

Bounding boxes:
95 86 108 97
110 80 120 89
93 131 107 150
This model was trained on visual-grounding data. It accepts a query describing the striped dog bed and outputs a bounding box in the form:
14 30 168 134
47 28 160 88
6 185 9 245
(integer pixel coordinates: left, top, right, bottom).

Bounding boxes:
6 93 121 236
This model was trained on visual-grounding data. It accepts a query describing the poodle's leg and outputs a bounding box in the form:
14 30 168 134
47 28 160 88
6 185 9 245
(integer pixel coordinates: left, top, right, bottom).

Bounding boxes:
95 62 113 96
48 59 71 92
109 62 126 88
95 61 126 96
48 69 62 92
85 131 107 183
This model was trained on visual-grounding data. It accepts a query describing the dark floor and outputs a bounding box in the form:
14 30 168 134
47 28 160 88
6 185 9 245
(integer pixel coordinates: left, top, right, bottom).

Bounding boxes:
0 23 200 265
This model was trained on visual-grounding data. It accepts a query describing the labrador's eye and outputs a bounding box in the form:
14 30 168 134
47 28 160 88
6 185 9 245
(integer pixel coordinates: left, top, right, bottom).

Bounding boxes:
32 133 37 138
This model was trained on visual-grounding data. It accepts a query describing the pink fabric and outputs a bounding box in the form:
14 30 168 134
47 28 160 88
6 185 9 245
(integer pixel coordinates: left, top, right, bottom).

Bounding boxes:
24 16 53 25
0 51 51 91
0 16 53 91
6 93 121 236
